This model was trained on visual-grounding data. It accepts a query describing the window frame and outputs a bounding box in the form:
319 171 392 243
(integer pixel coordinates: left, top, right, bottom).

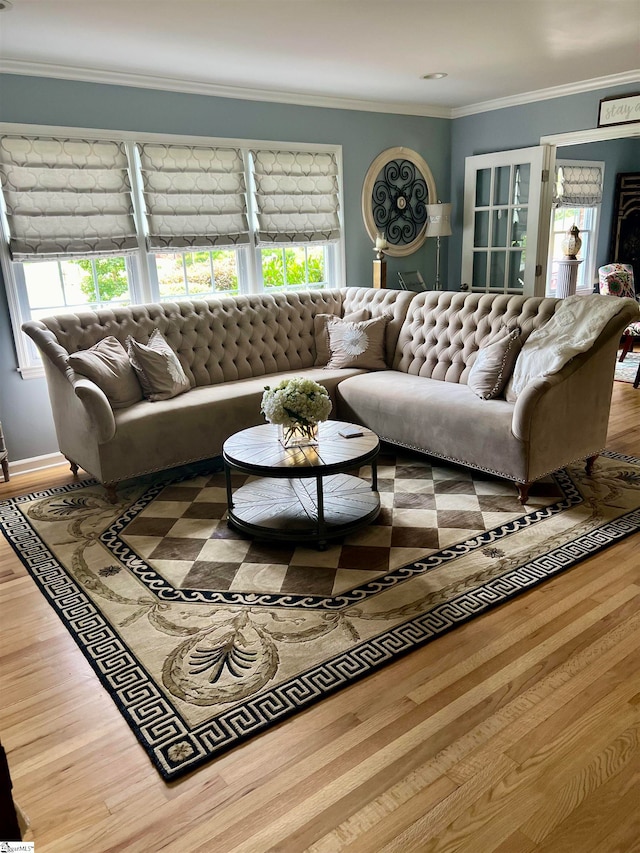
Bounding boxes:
0 123 345 378
545 158 604 298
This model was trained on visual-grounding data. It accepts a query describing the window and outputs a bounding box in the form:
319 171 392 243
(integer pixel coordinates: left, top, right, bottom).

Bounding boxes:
153 250 240 300
546 160 604 296
0 127 344 376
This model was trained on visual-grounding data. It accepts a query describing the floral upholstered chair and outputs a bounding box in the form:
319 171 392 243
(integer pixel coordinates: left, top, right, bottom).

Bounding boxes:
598 263 640 363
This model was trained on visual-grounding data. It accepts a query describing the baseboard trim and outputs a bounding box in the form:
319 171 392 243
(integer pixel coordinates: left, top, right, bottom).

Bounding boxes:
9 451 67 477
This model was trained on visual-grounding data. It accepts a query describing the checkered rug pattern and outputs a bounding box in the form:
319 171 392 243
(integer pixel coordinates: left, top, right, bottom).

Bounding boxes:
119 451 563 599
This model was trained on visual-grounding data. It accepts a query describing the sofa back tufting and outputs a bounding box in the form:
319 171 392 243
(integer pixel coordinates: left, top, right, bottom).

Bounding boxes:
395 292 560 382
29 290 346 386
29 288 416 389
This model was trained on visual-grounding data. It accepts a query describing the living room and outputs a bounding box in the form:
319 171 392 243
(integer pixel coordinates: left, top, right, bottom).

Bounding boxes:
0 1 639 849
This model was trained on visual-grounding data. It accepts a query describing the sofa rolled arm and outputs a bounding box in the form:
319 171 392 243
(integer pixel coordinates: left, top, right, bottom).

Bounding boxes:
511 300 639 445
511 374 561 443
73 378 116 443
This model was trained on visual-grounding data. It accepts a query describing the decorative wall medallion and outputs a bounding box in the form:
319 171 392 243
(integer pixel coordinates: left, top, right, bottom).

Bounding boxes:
361 147 437 257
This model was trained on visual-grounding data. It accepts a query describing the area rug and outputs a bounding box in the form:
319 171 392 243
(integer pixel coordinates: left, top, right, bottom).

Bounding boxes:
614 351 640 384
1 449 639 781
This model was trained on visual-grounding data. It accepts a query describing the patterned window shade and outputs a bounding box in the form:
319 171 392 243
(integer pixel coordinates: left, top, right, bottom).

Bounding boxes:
0 135 138 260
553 164 603 207
138 143 249 251
251 150 341 245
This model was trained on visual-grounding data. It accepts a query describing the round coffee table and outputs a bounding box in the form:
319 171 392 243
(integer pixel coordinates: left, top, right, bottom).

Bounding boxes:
222 420 380 549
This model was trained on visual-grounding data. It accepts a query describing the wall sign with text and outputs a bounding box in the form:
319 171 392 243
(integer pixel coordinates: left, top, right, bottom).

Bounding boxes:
598 93 640 128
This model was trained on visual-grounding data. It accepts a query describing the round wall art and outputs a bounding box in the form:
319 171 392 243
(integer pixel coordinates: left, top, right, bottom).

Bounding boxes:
361 147 437 257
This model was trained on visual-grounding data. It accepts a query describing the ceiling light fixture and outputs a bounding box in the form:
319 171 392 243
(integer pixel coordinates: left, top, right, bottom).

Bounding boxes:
421 72 447 80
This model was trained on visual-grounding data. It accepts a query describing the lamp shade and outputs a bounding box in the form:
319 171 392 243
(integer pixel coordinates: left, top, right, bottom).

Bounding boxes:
426 203 452 238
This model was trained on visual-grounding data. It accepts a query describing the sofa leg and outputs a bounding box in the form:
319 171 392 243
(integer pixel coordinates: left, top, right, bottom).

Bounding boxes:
585 454 599 476
65 456 79 477
104 483 118 504
516 482 530 505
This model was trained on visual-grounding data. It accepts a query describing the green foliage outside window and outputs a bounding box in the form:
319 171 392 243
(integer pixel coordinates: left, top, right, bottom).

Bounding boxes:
70 247 323 303
72 257 129 303
157 250 238 297
262 247 325 288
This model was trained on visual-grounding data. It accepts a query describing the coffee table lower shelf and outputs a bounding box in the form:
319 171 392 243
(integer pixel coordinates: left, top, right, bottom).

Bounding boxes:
227 472 380 548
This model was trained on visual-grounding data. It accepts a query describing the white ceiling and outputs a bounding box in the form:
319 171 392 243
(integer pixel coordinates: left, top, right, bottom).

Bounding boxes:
0 0 639 115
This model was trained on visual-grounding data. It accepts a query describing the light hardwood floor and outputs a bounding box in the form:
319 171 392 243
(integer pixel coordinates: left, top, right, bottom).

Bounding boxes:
1 381 639 853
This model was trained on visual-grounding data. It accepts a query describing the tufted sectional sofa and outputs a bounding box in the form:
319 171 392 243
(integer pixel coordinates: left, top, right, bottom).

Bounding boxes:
23 286 637 504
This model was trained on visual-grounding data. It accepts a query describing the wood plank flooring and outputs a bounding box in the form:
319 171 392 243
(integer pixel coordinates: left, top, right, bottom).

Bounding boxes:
1 380 639 852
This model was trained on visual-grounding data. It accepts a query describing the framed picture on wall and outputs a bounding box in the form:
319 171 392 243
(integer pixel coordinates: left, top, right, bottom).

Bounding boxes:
609 172 640 295
598 93 640 128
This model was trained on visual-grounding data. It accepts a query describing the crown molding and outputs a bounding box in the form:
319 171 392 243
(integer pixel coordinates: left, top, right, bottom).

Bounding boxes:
0 59 452 119
1 59 638 121
451 71 640 118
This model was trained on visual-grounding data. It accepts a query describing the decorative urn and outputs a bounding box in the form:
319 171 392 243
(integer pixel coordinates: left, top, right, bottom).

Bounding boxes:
562 225 582 260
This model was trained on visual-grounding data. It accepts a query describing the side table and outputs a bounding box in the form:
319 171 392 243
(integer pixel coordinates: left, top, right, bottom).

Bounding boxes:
0 419 9 482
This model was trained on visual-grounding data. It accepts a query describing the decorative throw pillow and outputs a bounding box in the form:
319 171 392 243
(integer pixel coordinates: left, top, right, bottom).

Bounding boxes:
127 329 190 402
68 336 143 409
325 314 388 370
314 309 370 366
467 327 522 400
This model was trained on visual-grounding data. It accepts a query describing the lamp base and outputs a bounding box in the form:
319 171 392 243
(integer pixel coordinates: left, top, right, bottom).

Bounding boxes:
434 235 442 290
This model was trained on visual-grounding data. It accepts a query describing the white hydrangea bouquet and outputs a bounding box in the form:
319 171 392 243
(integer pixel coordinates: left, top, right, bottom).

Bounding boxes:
261 377 332 446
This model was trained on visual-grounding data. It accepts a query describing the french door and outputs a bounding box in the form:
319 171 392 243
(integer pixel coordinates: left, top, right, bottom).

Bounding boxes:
462 146 555 297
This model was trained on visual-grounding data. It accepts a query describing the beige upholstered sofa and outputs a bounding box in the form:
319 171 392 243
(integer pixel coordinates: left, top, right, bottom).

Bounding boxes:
23 286 638 504
22 287 413 501
337 290 638 502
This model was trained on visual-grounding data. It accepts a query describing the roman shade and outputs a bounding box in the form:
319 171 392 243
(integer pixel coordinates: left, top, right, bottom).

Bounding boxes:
0 135 138 260
553 164 603 207
251 150 341 245
137 143 250 251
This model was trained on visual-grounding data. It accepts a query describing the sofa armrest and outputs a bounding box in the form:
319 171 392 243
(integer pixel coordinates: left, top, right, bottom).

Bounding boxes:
511 372 565 443
23 319 117 444
22 320 74 377
72 378 117 444
509 307 633 482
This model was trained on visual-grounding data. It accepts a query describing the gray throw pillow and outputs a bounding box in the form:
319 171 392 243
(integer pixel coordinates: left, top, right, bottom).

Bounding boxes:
325 314 388 370
127 329 190 402
467 328 522 400
68 336 143 409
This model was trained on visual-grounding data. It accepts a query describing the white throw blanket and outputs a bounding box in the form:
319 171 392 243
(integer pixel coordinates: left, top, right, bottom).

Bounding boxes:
508 294 628 397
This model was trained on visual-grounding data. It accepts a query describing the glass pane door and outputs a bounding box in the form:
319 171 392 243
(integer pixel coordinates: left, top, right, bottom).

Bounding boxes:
462 146 553 297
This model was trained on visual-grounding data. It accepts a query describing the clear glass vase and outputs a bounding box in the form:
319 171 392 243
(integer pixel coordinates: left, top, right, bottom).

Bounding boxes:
278 422 319 447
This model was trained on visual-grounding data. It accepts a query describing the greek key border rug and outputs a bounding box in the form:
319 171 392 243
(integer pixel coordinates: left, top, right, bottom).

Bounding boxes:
2 449 639 781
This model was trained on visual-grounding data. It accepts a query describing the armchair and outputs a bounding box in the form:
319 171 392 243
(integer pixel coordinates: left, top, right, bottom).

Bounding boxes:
598 263 640 362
